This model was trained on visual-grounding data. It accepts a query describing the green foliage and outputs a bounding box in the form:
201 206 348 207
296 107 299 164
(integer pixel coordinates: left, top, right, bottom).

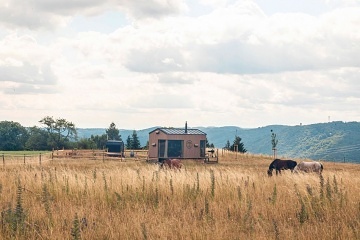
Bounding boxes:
297 200 309 224
90 134 107 149
131 130 141 149
71 213 81 240
76 138 96 149
294 184 309 224
25 126 51 150
106 122 121 141
126 130 142 149
1 179 27 236
206 139 214 148
39 116 77 149
42 183 52 221
230 136 247 153
126 135 132 149
15 180 25 227
270 129 278 150
0 121 28 151
224 140 231 150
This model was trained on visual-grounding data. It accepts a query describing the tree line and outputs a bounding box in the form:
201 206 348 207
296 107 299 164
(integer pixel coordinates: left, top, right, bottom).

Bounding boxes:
0 117 143 151
224 136 247 153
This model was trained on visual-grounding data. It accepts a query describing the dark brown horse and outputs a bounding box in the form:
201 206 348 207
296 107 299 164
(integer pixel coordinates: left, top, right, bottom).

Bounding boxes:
160 159 182 170
267 159 297 176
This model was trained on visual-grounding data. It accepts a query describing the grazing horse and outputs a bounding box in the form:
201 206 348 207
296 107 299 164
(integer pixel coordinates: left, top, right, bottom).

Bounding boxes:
160 159 182 170
267 159 297 177
294 161 323 174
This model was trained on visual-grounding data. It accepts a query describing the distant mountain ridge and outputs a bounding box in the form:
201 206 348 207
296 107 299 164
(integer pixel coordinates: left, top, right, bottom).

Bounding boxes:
76 121 360 163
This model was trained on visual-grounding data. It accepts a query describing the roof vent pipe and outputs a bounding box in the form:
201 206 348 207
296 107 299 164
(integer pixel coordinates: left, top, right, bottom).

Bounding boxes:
185 121 188 134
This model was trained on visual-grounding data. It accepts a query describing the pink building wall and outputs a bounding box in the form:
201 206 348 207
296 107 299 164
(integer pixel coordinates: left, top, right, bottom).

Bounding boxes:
148 128 206 160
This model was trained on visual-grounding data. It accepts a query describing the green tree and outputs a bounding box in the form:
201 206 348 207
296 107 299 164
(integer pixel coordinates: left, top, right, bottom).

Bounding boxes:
131 130 141 149
0 121 28 150
106 122 121 141
39 116 77 149
206 139 215 148
126 135 132 149
271 129 278 158
224 140 231 150
90 134 107 149
76 138 96 149
230 136 247 153
143 140 149 150
25 126 50 150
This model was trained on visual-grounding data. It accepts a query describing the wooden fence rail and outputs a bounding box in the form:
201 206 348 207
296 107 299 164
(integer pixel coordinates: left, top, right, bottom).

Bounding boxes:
51 149 149 162
1 152 53 166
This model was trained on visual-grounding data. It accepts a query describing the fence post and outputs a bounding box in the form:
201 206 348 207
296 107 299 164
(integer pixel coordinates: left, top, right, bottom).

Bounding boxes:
24 154 26 164
39 153 42 165
2 153 4 166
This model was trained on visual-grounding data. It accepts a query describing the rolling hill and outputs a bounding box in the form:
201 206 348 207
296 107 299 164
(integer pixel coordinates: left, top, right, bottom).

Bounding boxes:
77 121 360 163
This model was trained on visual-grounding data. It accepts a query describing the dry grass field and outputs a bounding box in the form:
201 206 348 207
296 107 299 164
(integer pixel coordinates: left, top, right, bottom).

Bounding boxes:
1 151 360 239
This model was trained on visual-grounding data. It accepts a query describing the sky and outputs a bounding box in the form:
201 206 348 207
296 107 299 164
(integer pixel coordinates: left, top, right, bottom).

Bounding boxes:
0 0 360 130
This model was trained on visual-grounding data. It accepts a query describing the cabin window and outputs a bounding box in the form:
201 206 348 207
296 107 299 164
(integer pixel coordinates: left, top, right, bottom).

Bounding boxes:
200 140 206 158
158 140 166 158
167 140 183 158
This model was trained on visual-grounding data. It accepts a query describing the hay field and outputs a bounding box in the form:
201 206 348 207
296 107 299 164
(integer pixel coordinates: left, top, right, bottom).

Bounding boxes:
0 152 360 239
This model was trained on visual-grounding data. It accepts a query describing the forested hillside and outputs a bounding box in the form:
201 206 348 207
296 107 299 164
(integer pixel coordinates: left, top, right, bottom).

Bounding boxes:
200 122 360 163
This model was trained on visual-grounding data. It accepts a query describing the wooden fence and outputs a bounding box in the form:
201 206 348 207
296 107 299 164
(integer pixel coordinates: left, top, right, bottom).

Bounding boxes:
52 149 149 161
0 149 150 166
1 152 52 166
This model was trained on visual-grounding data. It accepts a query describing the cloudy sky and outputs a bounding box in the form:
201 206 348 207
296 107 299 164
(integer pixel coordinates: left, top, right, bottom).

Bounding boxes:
1 0 359 130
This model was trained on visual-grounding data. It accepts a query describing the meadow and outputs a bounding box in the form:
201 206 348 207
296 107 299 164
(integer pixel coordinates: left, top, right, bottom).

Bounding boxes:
0 151 359 239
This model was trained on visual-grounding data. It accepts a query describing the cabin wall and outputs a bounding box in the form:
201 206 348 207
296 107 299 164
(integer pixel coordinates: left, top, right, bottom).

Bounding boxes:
148 131 206 159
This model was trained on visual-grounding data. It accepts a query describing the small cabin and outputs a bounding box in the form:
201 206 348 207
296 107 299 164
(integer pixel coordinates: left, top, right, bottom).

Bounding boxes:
106 140 124 156
148 123 207 161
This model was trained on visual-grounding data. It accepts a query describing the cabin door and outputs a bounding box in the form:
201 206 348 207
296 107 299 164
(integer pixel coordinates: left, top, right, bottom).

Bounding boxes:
158 140 166 158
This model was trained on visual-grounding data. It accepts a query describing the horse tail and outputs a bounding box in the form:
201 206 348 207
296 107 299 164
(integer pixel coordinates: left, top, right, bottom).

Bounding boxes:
320 162 323 171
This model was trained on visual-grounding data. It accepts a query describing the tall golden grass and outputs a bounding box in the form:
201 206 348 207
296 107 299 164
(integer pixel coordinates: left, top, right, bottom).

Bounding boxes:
0 152 359 239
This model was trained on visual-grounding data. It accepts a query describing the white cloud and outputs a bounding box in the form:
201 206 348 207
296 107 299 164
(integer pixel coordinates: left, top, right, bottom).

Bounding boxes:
0 0 187 30
0 0 360 129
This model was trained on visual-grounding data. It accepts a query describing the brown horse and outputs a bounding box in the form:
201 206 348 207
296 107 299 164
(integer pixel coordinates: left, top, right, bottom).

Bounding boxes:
160 159 182 170
267 159 297 177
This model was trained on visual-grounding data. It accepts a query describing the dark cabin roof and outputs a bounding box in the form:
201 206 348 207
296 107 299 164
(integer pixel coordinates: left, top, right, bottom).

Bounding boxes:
106 140 124 145
150 128 206 135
